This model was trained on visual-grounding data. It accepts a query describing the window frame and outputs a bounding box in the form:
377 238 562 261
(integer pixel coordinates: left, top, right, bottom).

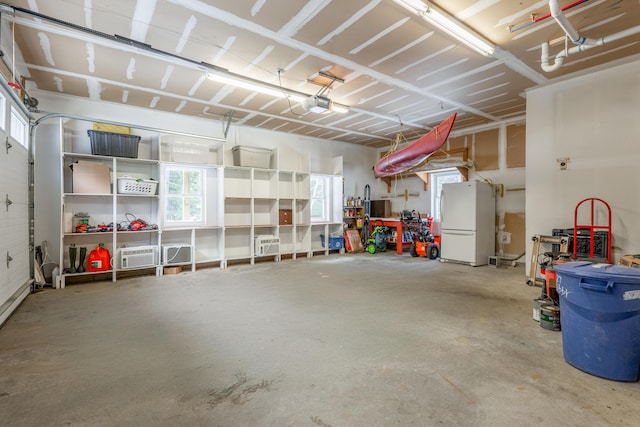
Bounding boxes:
430 169 462 221
310 174 330 223
0 92 6 130
9 105 28 148
161 165 206 227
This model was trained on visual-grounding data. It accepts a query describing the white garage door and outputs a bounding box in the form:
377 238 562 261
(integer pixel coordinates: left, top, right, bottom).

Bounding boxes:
0 86 31 326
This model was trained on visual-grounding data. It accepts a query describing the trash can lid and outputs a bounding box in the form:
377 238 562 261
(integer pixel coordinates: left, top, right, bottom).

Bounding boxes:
555 262 640 281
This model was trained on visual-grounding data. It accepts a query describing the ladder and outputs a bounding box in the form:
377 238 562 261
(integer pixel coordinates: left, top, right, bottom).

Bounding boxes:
362 184 371 245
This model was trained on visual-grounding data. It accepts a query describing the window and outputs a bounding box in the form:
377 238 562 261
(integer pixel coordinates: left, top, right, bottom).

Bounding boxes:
10 106 27 148
430 169 462 221
0 92 6 130
310 173 342 224
310 175 329 222
163 166 204 225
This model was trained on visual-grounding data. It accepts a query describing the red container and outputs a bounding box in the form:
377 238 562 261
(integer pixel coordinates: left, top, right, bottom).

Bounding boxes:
88 244 111 272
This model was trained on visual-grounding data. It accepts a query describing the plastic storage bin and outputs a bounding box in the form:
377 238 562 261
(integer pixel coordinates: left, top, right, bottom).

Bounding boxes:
88 130 141 158
555 262 640 381
232 145 272 168
117 177 158 195
320 234 344 250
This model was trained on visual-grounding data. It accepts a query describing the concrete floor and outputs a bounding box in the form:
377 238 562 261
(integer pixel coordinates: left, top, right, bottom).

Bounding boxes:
0 253 638 426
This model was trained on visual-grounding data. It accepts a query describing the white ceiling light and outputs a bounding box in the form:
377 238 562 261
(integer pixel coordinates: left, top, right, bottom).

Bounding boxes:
332 104 350 114
206 72 349 113
206 72 306 103
393 0 495 57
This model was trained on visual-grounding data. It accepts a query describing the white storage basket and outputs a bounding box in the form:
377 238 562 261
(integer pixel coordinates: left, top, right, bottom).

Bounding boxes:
117 177 158 195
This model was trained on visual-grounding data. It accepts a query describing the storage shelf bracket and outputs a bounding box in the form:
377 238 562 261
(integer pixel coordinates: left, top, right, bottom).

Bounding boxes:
223 110 233 139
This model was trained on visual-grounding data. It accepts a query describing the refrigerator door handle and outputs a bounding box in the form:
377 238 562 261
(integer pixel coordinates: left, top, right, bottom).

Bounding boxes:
442 230 475 236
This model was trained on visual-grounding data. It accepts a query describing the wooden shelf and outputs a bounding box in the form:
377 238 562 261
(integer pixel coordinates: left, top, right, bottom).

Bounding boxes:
381 148 469 192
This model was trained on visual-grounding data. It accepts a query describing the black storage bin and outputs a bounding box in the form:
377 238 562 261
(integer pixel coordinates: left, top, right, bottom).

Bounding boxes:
87 130 140 158
552 228 608 260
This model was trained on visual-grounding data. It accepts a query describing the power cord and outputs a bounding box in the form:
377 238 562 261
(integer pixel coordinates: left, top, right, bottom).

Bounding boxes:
277 69 309 118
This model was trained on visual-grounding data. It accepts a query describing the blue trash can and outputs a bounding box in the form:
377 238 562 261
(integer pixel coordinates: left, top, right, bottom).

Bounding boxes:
555 262 640 381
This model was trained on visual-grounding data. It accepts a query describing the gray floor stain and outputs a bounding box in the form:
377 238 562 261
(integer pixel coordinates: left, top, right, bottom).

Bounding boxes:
206 374 277 408
310 415 332 427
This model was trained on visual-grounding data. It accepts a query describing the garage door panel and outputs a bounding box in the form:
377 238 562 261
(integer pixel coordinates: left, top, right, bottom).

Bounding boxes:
0 97 31 326
7 250 30 284
0 145 28 170
0 149 29 204
0 190 30 206
3 203 30 228
1 219 28 246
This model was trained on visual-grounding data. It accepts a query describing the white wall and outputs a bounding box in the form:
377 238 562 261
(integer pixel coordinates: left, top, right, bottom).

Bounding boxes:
526 59 640 267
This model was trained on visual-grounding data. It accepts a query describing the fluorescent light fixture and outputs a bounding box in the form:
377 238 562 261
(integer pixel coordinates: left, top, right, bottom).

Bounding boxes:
393 0 495 57
332 104 350 114
206 72 349 113
206 72 306 103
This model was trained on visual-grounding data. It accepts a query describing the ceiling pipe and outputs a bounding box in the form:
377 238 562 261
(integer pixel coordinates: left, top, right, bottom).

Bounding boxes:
540 0 640 72
549 0 597 46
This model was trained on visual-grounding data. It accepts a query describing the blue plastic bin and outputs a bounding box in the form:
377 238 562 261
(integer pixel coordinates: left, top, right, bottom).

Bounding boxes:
320 234 344 250
555 262 640 381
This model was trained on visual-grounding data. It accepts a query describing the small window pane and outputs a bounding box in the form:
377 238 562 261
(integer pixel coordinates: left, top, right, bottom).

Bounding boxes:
310 175 329 222
10 106 27 148
163 166 204 225
0 92 6 130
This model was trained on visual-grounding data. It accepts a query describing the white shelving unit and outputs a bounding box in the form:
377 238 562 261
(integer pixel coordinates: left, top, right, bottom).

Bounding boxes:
45 117 226 287
60 136 161 287
37 116 345 287
221 146 325 265
309 156 344 256
278 171 295 256
223 166 279 266
294 173 312 258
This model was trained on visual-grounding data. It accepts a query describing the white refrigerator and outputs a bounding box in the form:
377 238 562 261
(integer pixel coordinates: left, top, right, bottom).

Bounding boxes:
440 180 495 266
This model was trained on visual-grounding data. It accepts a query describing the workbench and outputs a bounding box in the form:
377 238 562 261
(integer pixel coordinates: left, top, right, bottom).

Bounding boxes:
369 217 411 255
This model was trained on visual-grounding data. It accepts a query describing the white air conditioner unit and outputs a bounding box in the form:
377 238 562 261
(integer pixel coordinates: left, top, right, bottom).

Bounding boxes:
119 246 157 269
255 235 280 256
162 244 193 265
302 95 333 114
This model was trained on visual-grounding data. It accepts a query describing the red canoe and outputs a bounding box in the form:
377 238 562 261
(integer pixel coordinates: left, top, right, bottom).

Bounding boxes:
373 112 457 178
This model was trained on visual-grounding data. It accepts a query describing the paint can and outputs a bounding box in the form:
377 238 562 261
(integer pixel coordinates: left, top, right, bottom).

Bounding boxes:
540 304 561 331
533 297 553 322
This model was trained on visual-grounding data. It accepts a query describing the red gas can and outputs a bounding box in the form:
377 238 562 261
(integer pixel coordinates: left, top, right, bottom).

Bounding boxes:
88 243 111 272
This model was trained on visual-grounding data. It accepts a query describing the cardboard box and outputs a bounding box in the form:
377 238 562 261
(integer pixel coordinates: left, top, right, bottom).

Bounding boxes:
279 209 292 225
371 200 391 218
71 160 111 194
619 255 640 268
163 266 183 275
93 122 130 134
